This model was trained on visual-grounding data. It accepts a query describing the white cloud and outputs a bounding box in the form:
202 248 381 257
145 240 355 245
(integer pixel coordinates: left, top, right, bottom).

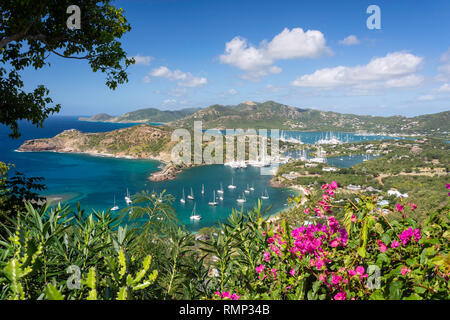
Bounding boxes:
437 83 450 93
219 27 331 79
291 52 424 89
339 35 360 46
147 66 207 87
163 99 177 105
417 95 434 101
129 54 152 65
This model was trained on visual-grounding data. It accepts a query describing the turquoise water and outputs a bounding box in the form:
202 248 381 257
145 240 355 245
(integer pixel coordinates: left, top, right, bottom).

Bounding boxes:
0 116 403 231
0 117 295 231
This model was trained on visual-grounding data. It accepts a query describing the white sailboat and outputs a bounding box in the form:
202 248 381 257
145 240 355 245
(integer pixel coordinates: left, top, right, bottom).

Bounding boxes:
187 187 194 200
201 184 205 195
111 196 119 211
261 189 269 200
244 184 250 194
180 188 186 204
236 193 246 203
249 184 255 191
208 190 218 206
190 203 201 221
125 188 132 205
228 177 236 189
217 183 224 194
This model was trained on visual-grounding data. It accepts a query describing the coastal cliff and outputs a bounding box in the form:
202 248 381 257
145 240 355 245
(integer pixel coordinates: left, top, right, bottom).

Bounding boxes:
18 124 180 181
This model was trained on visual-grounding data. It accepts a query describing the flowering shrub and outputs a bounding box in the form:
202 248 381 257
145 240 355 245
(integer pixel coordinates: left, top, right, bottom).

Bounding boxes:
207 182 449 300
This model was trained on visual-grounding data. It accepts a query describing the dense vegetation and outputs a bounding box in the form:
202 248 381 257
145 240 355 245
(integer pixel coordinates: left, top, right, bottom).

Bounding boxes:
275 139 449 221
0 173 448 299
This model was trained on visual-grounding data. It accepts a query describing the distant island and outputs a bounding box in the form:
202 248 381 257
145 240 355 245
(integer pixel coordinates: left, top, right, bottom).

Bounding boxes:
78 107 199 124
80 101 450 139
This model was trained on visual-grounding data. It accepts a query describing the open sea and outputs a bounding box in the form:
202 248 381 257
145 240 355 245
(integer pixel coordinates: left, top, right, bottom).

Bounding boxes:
0 116 406 231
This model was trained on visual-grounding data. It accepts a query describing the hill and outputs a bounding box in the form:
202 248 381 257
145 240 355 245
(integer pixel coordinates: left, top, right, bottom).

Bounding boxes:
79 107 199 123
169 101 450 138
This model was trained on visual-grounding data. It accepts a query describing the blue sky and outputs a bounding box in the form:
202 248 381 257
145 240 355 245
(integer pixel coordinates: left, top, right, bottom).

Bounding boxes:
20 0 450 116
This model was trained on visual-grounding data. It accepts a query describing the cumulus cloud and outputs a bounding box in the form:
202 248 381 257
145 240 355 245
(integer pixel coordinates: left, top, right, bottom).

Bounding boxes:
147 66 207 87
219 27 331 79
437 83 450 93
339 35 360 46
128 54 152 65
291 52 424 90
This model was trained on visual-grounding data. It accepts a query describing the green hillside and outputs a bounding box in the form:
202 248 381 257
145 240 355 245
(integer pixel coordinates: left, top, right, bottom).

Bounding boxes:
170 101 450 138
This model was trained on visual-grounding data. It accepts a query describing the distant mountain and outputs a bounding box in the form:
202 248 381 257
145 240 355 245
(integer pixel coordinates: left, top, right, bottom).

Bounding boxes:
79 107 199 123
79 113 115 122
79 101 449 138
169 101 450 138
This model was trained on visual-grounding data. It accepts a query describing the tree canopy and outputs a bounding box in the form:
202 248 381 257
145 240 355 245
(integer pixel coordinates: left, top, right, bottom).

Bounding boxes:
0 0 134 138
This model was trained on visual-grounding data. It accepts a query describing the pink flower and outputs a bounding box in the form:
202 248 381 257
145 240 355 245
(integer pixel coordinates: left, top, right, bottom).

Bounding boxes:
230 294 240 300
304 208 310 215
267 237 274 244
391 240 400 248
289 268 296 277
446 183 450 190
331 274 343 285
319 274 327 283
401 267 411 275
255 264 265 274
330 181 338 190
351 214 357 223
334 291 347 300
399 227 421 245
271 268 277 278
355 266 365 275
377 240 388 253
396 203 404 212
264 251 270 262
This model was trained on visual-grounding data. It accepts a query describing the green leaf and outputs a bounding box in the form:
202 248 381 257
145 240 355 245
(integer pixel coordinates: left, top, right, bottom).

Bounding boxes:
389 281 403 300
44 284 64 300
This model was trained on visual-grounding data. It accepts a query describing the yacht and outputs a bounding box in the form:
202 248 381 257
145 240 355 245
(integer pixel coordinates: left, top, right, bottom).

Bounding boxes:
249 184 255 191
236 193 246 203
187 187 194 200
201 184 205 195
244 184 250 194
111 196 119 211
125 188 132 205
261 189 269 200
227 177 236 189
208 190 218 206
190 203 201 221
180 188 186 204
217 183 224 194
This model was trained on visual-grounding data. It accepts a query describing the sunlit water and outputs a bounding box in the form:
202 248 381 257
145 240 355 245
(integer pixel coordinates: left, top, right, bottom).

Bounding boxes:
0 116 402 231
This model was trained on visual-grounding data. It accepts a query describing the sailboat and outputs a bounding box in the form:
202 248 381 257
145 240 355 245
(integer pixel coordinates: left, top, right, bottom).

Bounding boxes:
261 189 269 200
190 203 201 221
125 188 132 205
217 183 224 194
180 188 186 204
111 196 119 211
236 193 246 203
249 184 255 191
208 190 218 206
201 184 205 195
187 187 194 200
228 177 236 189
244 184 250 194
